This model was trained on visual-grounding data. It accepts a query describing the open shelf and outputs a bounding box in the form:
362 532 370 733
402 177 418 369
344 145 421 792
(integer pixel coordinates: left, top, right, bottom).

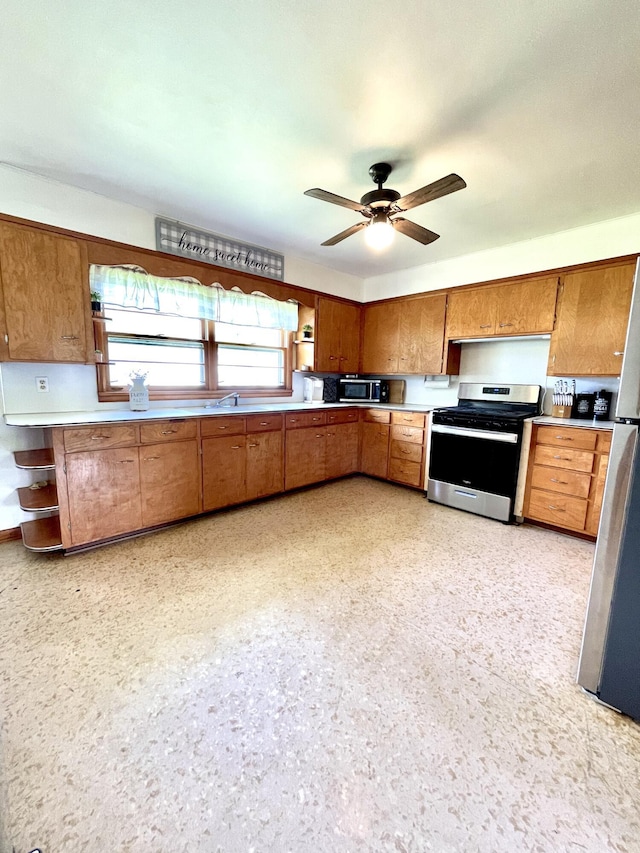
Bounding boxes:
21 516 63 552
14 448 55 470
17 483 59 512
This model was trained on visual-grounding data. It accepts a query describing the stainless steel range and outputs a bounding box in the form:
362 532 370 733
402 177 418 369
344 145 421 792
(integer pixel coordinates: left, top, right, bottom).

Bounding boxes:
427 383 542 522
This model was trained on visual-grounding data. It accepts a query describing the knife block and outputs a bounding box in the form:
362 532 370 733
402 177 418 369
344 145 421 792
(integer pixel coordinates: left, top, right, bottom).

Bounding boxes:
551 404 573 418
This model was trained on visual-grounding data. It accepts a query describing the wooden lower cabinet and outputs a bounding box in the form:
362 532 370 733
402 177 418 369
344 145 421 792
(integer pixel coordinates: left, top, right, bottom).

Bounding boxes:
285 426 326 490
524 424 611 536
65 446 143 545
140 440 200 526
203 422 284 510
360 416 390 479
202 434 247 511
325 422 359 480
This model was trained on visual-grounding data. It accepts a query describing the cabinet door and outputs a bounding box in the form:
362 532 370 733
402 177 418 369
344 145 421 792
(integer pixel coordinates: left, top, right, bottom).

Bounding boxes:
496 277 558 336
202 435 246 511
246 430 283 501
360 422 390 478
398 294 448 374
548 263 635 376
0 223 90 362
285 426 326 490
361 301 400 373
140 440 200 527
325 422 359 479
445 288 497 339
315 297 361 373
65 447 142 545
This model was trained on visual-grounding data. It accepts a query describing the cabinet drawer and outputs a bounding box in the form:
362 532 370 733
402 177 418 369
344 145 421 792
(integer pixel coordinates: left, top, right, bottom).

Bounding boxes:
200 416 246 437
534 445 594 473
246 413 284 433
63 424 138 453
536 426 597 451
391 411 426 428
327 409 359 425
530 465 591 499
363 409 391 424
140 419 197 443
390 439 423 464
527 489 588 531
388 457 422 488
285 411 327 429
390 425 424 444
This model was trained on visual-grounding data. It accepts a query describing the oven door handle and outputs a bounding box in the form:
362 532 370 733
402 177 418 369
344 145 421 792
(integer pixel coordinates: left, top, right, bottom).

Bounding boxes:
431 423 519 444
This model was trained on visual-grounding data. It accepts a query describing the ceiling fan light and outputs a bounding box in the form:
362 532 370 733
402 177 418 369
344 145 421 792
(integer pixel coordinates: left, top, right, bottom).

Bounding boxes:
364 216 395 251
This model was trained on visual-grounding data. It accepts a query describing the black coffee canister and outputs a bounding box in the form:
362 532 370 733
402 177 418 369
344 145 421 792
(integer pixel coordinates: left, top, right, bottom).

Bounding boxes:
593 389 613 421
573 392 596 419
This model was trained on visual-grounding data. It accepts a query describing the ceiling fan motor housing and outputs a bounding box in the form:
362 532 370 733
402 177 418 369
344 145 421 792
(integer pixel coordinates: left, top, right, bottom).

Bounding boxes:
360 188 400 208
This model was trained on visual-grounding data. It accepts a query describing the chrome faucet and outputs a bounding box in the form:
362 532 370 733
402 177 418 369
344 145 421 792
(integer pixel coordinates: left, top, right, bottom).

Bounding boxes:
214 392 240 407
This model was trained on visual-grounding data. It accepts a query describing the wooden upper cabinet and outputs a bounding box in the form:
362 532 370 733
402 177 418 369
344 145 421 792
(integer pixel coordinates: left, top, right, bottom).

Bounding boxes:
362 294 455 375
398 294 449 374
315 296 361 373
445 276 558 340
445 287 498 338
361 301 400 374
496 277 558 336
548 262 635 376
0 222 92 362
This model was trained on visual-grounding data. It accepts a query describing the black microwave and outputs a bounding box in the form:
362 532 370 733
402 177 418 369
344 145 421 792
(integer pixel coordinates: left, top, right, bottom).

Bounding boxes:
338 377 389 403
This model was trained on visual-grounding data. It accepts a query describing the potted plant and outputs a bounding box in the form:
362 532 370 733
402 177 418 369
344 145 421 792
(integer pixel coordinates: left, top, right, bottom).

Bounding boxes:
302 323 313 339
90 290 102 313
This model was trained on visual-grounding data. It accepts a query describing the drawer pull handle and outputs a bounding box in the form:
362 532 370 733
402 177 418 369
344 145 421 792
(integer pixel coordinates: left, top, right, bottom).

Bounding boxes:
143 456 160 461
614 351 624 356
548 505 565 512
550 478 568 484
499 322 513 327
316 434 323 438
161 429 177 435
479 324 492 329
231 445 242 450
554 436 573 441
247 443 258 448
552 455 571 460
118 459 135 464
401 449 411 454
60 335 79 340
91 435 111 440
218 426 228 430
259 421 269 425
312 417 321 421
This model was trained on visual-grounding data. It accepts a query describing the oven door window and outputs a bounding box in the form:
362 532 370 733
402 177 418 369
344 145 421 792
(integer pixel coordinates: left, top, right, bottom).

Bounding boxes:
429 431 521 497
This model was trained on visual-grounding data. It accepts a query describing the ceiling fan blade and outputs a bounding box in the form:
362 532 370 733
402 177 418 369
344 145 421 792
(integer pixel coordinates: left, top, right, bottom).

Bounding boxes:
321 222 367 246
392 218 440 245
304 187 365 212
395 173 466 211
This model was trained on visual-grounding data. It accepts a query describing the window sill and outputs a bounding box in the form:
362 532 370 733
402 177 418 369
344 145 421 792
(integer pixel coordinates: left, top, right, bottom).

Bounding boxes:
98 388 294 403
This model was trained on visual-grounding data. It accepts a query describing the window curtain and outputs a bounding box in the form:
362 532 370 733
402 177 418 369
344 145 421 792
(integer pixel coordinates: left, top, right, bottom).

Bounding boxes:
89 265 298 331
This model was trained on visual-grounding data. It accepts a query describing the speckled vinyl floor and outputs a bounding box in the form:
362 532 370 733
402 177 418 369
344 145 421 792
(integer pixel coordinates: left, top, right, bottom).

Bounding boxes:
2 477 640 853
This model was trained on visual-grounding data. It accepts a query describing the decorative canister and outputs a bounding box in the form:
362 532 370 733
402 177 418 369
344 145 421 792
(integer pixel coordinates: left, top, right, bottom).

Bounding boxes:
129 372 149 411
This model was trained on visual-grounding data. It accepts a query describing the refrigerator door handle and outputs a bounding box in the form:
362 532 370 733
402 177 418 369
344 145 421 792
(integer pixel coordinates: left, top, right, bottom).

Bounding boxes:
577 423 638 694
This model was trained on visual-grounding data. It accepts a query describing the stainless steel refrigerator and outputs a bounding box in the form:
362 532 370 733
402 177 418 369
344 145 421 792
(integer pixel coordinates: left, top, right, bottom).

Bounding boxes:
577 258 640 720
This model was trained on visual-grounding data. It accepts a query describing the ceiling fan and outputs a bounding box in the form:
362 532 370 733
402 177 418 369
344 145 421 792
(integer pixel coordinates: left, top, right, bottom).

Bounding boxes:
304 163 466 250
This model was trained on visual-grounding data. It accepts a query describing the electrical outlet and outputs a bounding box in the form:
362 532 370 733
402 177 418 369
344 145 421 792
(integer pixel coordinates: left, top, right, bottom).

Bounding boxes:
35 376 49 392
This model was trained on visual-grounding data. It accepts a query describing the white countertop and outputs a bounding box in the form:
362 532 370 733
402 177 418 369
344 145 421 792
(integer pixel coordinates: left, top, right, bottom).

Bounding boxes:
4 401 436 428
533 415 615 430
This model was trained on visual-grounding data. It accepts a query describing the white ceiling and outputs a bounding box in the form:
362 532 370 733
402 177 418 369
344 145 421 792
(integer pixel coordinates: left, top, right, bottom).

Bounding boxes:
1 0 639 278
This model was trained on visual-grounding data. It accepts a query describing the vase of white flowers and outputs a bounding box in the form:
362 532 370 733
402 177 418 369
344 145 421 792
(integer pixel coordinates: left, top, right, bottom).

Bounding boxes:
129 370 149 411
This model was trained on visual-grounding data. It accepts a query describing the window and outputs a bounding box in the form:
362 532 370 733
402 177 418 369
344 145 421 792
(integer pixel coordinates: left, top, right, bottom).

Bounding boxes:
96 308 292 401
